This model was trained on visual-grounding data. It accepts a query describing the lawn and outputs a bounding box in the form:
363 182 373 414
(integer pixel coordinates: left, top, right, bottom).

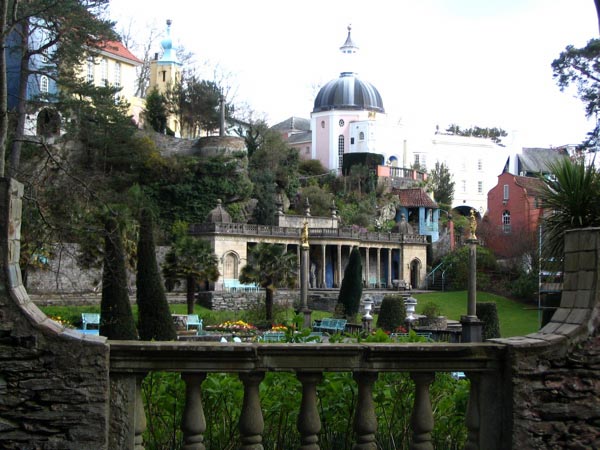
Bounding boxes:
39 290 540 338
413 290 540 338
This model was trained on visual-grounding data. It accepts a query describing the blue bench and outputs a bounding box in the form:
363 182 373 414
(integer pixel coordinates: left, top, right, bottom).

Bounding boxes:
186 315 203 335
223 278 260 292
80 313 100 335
261 331 285 342
313 318 347 334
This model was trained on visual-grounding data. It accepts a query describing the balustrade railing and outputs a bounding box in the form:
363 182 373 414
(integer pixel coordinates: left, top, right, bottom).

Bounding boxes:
109 341 506 450
189 223 428 245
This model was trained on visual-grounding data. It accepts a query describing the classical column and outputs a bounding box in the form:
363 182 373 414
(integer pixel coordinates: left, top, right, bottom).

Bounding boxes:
409 372 435 450
181 372 207 450
387 248 392 287
321 244 327 288
353 372 378 450
337 245 342 288
365 247 370 287
297 372 323 450
376 248 381 288
239 372 265 450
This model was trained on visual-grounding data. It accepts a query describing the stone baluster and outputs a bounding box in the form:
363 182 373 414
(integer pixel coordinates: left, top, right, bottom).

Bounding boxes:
352 371 378 450
464 372 480 450
297 372 323 450
409 372 435 450
134 375 147 450
181 373 207 450
239 372 265 450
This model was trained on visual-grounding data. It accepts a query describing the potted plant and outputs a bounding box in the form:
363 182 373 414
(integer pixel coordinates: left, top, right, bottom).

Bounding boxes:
417 302 447 330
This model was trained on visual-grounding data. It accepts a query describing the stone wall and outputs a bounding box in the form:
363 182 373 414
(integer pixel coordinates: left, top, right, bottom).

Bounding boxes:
495 228 600 449
0 179 110 450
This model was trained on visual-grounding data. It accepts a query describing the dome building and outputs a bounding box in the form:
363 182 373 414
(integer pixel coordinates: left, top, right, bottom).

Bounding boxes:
311 26 386 173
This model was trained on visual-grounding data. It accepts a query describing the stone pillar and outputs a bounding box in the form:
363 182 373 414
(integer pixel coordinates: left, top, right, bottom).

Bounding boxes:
134 375 147 450
297 372 323 450
464 372 480 450
181 372 207 450
238 372 265 450
301 241 312 328
353 371 378 450
410 372 435 450
461 238 482 342
365 247 370 287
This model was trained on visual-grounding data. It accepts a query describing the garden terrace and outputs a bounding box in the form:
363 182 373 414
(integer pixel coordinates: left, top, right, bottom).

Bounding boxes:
1 178 600 449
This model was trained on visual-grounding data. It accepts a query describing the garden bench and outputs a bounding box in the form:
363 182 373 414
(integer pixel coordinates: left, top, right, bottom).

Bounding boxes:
261 331 285 342
312 318 347 334
80 313 100 335
223 278 260 292
186 315 203 335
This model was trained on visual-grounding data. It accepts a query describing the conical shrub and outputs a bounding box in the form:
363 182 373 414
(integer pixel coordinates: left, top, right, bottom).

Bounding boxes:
136 209 177 341
100 216 138 340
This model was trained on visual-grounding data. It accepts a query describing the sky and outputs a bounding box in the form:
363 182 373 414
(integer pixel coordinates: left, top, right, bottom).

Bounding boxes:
108 0 598 148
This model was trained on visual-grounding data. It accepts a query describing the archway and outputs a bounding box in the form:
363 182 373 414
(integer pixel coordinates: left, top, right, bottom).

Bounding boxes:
410 259 421 290
36 108 60 137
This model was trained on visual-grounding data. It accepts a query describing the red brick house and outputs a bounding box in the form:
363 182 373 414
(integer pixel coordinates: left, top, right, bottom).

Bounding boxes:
482 171 545 258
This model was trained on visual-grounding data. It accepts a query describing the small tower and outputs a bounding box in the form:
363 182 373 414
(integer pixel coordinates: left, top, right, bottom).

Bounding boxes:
148 19 183 135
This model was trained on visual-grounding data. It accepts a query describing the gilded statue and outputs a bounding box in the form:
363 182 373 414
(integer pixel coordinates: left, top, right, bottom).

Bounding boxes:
469 209 477 240
301 221 309 247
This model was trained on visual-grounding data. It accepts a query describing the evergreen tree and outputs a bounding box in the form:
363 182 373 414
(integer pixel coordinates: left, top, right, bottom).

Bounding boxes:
144 87 168 133
100 216 137 339
428 161 455 208
336 247 363 320
136 208 176 341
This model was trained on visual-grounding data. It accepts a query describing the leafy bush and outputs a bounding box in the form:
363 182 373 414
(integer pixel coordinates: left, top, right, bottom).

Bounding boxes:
422 301 442 319
510 270 538 301
476 302 501 339
376 294 407 331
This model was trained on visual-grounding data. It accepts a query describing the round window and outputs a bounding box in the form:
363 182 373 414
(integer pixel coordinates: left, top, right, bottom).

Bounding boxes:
339 119 345 127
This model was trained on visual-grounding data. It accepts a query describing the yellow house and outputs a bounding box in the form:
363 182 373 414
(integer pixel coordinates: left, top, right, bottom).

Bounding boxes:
81 40 144 125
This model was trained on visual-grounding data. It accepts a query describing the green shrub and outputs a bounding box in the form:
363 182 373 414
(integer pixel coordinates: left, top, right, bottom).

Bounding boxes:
476 302 501 339
336 247 363 320
376 295 407 331
422 301 442 319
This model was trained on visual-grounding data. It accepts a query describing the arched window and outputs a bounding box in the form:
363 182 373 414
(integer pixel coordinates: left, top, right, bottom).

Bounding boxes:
502 210 511 234
40 75 49 93
359 131 365 140
338 135 345 171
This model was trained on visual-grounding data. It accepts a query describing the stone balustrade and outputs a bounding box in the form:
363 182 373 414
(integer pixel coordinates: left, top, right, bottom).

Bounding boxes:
108 340 506 449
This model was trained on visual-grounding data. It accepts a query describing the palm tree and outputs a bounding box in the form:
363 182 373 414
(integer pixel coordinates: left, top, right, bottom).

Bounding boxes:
539 157 600 261
162 234 220 314
239 243 297 322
